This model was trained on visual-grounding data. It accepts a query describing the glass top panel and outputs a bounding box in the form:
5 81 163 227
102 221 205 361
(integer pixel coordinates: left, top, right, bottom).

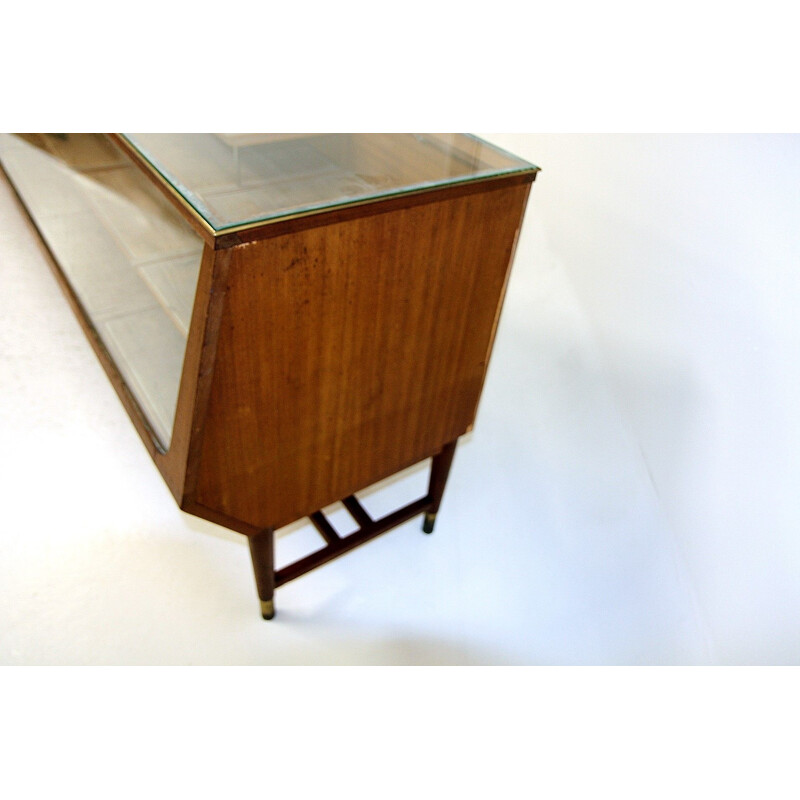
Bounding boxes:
121 133 537 232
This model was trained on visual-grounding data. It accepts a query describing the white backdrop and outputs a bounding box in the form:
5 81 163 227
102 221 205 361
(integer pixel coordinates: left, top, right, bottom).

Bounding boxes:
1 134 798 664
483 133 800 663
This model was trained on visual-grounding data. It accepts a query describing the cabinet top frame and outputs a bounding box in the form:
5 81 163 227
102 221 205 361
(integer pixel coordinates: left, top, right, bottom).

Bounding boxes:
112 133 539 247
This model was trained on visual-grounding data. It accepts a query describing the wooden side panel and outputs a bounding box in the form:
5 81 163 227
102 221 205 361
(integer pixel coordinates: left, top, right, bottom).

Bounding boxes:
162 246 231 500
191 182 531 529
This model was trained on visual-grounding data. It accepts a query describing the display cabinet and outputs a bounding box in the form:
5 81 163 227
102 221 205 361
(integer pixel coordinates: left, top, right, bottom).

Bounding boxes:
0 133 538 619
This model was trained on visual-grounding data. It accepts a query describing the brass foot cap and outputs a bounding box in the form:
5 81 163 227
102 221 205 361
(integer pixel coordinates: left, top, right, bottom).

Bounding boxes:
260 599 275 620
422 512 436 534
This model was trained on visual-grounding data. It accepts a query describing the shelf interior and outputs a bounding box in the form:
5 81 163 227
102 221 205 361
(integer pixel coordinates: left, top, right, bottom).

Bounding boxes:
0 133 203 449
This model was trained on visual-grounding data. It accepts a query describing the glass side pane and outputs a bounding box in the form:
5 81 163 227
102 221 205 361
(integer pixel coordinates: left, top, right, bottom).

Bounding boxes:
0 133 204 450
122 133 537 231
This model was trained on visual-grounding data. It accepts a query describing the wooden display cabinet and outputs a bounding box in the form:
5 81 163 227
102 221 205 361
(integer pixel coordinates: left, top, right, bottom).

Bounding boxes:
0 133 538 619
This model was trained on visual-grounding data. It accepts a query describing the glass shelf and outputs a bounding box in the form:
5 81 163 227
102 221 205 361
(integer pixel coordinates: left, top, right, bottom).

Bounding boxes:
121 133 538 233
0 133 203 450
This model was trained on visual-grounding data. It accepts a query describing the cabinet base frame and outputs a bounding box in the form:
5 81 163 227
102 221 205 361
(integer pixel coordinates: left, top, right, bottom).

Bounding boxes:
247 439 458 619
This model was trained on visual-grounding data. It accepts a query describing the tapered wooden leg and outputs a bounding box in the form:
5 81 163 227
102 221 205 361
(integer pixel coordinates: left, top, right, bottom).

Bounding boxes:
423 439 458 533
248 528 276 619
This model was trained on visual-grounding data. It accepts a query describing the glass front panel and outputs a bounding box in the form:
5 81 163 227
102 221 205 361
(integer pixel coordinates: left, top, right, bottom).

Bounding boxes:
122 133 538 231
0 133 204 449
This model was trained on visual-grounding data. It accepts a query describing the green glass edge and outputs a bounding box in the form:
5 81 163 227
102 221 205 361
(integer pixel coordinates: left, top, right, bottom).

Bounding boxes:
120 133 540 234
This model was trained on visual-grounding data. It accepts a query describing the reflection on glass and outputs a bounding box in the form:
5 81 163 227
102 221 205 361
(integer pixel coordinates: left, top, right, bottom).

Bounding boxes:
0 133 203 449
123 133 537 231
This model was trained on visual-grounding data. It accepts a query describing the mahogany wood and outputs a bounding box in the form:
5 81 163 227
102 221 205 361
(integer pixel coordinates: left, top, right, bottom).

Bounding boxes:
342 495 373 529
428 440 458 517
310 512 340 546
189 182 531 531
275 496 433 588
248 528 275 610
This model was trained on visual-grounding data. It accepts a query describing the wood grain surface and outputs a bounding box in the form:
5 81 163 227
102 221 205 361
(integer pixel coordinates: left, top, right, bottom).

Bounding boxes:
188 181 532 530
